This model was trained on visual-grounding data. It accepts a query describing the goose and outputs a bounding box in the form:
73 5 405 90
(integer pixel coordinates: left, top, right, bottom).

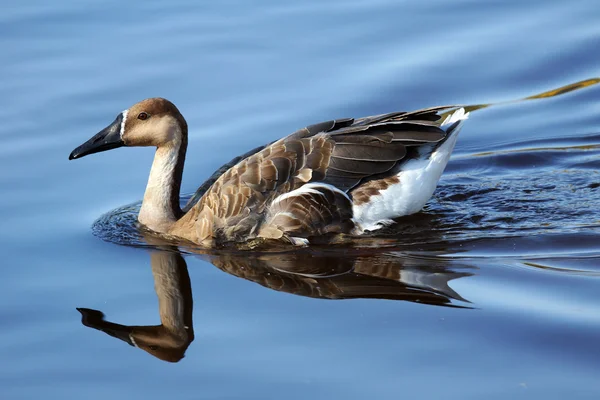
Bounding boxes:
69 98 468 247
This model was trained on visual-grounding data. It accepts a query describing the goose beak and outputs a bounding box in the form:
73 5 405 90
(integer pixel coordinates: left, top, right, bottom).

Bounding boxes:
76 307 135 346
69 113 125 160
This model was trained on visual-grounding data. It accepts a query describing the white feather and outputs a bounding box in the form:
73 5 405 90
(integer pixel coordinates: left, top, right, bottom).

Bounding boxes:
120 109 128 137
352 108 468 233
289 237 310 246
442 106 468 126
272 182 350 206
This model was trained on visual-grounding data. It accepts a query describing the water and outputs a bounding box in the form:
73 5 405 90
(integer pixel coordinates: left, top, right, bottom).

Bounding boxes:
2 0 600 398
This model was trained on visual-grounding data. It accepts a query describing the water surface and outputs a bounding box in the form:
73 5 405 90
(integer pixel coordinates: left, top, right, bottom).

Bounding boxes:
2 0 600 398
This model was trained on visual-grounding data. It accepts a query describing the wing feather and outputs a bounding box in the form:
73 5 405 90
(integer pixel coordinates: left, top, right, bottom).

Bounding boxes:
189 105 461 242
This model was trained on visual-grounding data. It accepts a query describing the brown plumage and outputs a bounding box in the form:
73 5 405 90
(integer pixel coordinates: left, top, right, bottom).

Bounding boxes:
69 98 467 247
210 250 471 305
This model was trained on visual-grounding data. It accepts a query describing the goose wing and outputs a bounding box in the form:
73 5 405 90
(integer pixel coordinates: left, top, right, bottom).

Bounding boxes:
290 105 457 191
191 106 459 241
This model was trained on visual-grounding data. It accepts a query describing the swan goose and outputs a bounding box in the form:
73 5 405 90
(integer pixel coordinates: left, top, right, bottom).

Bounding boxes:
69 98 468 247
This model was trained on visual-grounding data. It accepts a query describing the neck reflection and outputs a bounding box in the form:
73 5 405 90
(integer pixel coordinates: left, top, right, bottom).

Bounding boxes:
78 249 194 363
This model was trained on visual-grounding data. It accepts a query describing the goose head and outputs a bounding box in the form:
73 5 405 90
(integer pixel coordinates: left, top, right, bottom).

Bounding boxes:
69 97 187 160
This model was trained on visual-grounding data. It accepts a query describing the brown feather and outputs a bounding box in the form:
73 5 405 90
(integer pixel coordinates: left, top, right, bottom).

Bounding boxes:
176 105 462 244
261 183 354 238
333 142 407 162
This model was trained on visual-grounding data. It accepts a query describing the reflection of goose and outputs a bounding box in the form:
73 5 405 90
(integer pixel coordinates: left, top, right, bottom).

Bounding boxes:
77 250 194 363
69 98 468 247
209 251 471 307
78 248 471 362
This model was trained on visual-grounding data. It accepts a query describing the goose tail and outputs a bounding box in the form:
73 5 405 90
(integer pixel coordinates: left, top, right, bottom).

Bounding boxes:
440 107 469 136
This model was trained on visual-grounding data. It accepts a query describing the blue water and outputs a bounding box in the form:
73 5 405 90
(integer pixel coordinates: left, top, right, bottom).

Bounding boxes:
2 0 600 398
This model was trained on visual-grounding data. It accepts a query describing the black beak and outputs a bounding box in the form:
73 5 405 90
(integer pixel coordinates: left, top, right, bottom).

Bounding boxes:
69 113 125 160
77 308 135 347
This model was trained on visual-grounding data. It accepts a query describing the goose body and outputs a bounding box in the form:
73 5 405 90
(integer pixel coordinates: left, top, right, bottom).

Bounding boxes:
70 98 468 247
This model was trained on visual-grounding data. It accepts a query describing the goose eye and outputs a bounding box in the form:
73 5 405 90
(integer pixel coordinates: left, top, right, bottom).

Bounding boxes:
137 112 149 120
148 345 158 351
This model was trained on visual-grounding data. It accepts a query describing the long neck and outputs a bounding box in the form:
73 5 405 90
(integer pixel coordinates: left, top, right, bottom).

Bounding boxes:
150 251 194 338
138 127 187 233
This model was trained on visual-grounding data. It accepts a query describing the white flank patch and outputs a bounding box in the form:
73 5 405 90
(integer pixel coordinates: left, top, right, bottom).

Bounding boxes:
352 108 468 233
120 109 129 137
